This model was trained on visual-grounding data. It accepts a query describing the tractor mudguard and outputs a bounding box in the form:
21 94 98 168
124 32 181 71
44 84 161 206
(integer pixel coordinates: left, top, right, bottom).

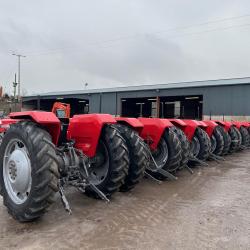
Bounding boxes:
213 121 232 132
115 117 143 134
170 119 207 141
67 114 116 157
0 118 19 133
231 121 242 130
231 121 250 129
137 118 173 150
9 111 61 145
202 120 218 137
238 121 250 128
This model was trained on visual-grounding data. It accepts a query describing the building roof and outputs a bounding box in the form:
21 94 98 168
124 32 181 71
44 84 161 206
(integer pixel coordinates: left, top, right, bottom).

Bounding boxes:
25 76 250 98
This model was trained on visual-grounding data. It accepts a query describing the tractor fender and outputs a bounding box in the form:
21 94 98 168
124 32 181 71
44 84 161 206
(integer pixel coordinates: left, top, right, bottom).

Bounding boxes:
213 121 232 132
137 118 173 150
202 120 218 137
67 114 116 157
169 118 187 128
9 111 61 145
239 121 250 128
231 121 250 129
115 117 143 133
231 121 241 129
0 118 19 133
170 119 207 141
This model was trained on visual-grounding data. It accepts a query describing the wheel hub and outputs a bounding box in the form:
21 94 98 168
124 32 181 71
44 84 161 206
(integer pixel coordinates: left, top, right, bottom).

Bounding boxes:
151 138 168 169
190 136 200 157
88 140 109 185
3 140 32 204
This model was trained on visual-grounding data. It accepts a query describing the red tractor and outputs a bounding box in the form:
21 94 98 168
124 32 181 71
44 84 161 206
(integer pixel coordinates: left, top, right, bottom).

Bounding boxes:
115 117 182 180
169 119 211 165
0 111 132 222
231 121 250 148
214 121 242 153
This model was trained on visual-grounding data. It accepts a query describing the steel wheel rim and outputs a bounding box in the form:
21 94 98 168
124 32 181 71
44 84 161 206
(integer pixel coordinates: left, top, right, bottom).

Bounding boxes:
152 138 169 168
191 136 200 157
89 140 109 185
3 139 32 204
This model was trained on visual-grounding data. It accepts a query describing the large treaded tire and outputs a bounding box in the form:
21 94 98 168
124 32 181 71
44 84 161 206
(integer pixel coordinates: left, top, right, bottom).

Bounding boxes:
217 126 231 155
239 126 250 147
211 126 224 156
189 127 210 165
228 126 239 153
171 126 190 168
161 128 182 172
234 127 242 151
149 128 182 180
114 124 149 192
85 124 129 198
0 121 59 222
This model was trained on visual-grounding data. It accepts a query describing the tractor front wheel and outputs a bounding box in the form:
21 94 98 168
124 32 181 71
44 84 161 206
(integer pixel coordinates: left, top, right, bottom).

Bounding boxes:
0 122 59 222
85 125 129 198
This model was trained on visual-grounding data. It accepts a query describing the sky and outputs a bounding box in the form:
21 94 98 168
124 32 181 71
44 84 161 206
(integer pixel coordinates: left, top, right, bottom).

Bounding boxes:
0 0 250 95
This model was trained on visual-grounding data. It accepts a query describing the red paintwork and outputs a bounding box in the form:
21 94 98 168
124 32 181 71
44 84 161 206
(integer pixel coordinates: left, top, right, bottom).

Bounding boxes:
0 118 19 133
231 121 250 129
115 117 143 133
8 111 61 145
202 120 218 137
231 121 243 129
137 118 173 150
67 114 116 157
170 119 207 141
213 121 232 132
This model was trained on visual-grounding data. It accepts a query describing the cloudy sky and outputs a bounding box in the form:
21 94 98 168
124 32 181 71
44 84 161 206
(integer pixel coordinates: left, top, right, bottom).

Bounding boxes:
0 0 250 95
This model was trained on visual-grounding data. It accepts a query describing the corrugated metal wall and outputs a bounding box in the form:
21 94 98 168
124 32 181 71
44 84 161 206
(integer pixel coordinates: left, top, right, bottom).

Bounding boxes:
23 84 250 119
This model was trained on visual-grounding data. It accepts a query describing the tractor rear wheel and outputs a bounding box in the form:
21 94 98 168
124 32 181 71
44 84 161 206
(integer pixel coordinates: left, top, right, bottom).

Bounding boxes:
217 126 231 155
149 128 182 180
189 127 210 164
239 126 250 147
228 126 239 153
115 124 149 192
234 127 242 151
171 126 190 168
0 122 59 222
85 124 129 198
210 126 224 156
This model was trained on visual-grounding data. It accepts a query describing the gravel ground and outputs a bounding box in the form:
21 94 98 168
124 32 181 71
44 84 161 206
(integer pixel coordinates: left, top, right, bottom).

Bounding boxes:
0 150 250 250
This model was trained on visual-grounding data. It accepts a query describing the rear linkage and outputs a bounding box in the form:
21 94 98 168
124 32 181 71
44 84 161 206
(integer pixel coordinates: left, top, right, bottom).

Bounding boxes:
142 142 178 182
56 141 110 214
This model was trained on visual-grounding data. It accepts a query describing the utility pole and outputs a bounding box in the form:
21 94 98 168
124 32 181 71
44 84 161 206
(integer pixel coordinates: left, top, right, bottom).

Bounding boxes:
12 53 26 100
13 74 18 111
13 73 18 100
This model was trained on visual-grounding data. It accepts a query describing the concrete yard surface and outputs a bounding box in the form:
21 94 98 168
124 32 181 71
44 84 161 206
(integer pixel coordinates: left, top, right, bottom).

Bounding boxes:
0 151 250 250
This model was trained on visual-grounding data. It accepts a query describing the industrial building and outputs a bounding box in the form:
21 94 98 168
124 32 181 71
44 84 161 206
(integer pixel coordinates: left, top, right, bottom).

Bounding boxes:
23 77 250 121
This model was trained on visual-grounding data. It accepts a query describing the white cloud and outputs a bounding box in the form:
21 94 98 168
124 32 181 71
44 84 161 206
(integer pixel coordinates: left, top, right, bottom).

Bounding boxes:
0 0 250 95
